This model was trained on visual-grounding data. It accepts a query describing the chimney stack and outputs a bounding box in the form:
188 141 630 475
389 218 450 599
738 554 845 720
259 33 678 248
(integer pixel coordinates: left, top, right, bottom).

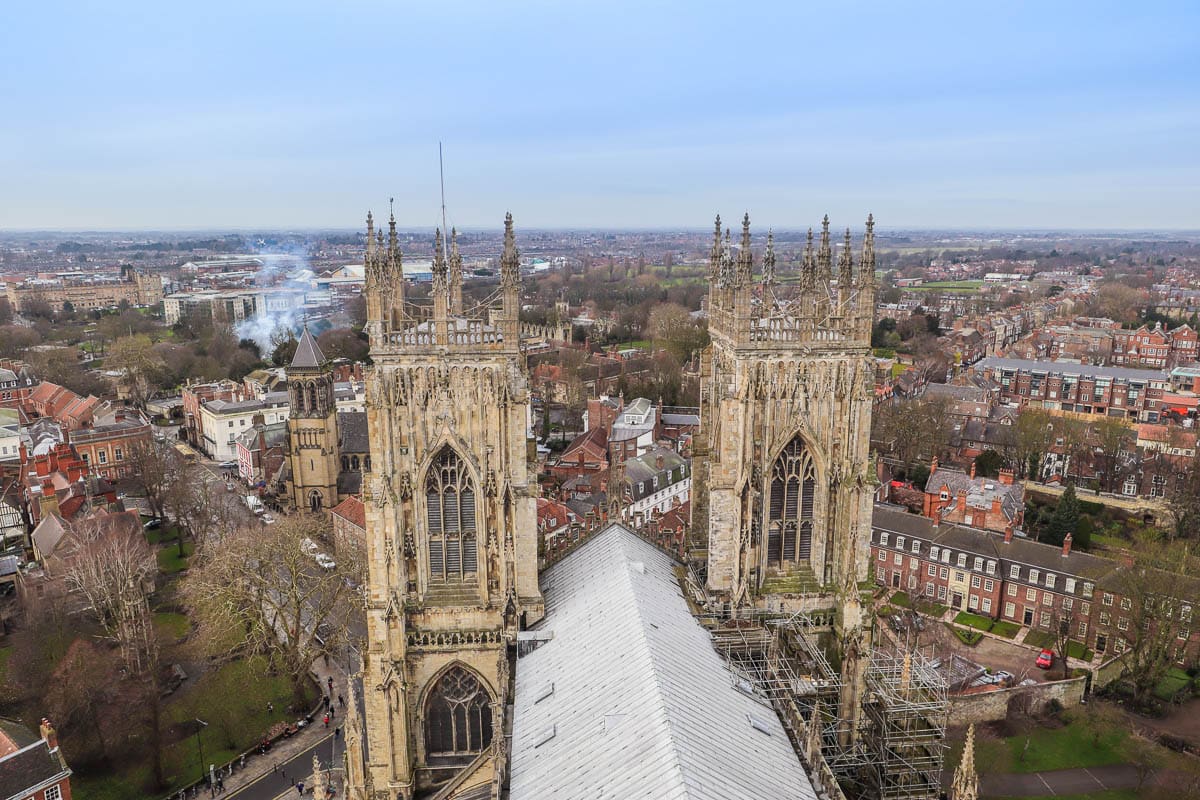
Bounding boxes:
1062 532 1073 557
970 461 977 480
998 469 1014 486
932 508 942 527
39 718 58 750
1004 525 1014 544
930 457 938 475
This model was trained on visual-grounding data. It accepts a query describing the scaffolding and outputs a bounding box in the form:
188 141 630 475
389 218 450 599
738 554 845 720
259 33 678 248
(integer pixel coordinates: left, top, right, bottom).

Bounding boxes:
709 612 948 800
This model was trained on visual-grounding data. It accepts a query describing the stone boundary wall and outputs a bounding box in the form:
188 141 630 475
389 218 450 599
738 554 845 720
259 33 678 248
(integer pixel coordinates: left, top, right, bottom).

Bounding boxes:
950 675 1087 725
1093 653 1128 689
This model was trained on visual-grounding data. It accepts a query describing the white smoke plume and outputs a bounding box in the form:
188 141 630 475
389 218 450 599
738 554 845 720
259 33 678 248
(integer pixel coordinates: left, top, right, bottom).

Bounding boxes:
234 248 316 353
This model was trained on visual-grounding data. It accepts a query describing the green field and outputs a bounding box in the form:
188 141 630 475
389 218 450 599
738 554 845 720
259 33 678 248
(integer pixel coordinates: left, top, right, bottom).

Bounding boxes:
157 541 194 574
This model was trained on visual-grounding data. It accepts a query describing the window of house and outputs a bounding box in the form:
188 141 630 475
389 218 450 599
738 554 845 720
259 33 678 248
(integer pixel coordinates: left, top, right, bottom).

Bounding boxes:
926 583 935 597
880 533 889 547
942 550 951 564
910 557 918 570
1063 597 1073 611
878 550 886 561
1045 574 1055 589
973 556 983 572
1078 620 1088 637
1180 627 1191 641
228 421 234 427
927 564 936 577
1005 601 1016 617
930 546 940 560
938 586 947 600
45 786 63 800
1117 617 1129 631
982 598 993 613
984 579 994 593
114 448 123 461
894 553 903 566
955 571 965 582
1008 583 1017 597
876 570 887 585
1100 612 1111 626
1103 593 1113 606
1010 565 1021 579
1083 582 1094 599
968 595 979 610
1030 569 1040 583
957 553 967 568
1065 578 1076 594
1041 611 1051 628
98 450 107 464
911 540 921 554
987 560 997 575
971 575 981 588
1042 593 1052 606
1120 597 1131 611
1026 588 1037 602
940 567 949 580
896 536 906 551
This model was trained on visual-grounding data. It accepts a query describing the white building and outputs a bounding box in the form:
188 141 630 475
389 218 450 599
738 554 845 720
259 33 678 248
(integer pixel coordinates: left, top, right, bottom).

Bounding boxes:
198 391 290 462
623 446 690 523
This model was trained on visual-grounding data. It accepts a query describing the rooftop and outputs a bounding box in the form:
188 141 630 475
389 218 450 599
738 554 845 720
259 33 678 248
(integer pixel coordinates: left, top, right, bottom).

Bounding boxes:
976 356 1168 382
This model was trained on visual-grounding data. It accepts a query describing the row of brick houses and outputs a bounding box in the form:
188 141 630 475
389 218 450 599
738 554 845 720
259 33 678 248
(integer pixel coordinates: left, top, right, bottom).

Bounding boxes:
972 357 1169 422
871 505 1200 664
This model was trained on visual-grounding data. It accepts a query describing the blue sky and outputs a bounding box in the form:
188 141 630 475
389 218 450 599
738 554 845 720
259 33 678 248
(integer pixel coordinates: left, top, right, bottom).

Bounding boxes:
2 1 1198 230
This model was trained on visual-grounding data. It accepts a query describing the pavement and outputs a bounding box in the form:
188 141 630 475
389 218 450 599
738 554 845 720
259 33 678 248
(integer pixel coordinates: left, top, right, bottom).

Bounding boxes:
225 734 345 800
981 764 1141 797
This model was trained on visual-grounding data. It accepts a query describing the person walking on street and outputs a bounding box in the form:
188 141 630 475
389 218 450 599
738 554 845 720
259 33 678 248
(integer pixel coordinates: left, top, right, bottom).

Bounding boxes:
327 676 334 694
338 694 344 708
323 713 330 728
296 781 304 796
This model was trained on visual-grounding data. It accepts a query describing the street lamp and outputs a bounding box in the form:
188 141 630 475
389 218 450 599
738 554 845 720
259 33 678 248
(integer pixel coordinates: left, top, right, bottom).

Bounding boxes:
194 718 212 798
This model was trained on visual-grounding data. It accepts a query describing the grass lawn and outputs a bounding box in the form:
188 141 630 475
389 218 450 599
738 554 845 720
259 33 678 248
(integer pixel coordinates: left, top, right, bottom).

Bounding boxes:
72 656 316 800
0 646 10 687
950 625 983 646
157 541 194 574
890 591 911 608
991 620 1021 639
1066 640 1094 661
1155 667 1192 701
154 611 190 641
1024 630 1055 650
954 611 994 632
946 711 1130 777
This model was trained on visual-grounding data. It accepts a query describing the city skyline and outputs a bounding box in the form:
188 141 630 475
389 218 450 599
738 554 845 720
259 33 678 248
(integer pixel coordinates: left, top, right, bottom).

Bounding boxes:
3 1 1198 231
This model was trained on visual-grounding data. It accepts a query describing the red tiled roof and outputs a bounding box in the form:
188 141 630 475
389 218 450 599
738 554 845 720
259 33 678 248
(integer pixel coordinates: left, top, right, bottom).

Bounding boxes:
330 496 365 530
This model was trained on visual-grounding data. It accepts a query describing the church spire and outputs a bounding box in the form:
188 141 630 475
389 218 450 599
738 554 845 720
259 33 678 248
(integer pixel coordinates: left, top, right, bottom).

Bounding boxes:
762 229 776 287
449 227 464 316
839 227 855 285
817 214 833 285
951 724 979 800
736 212 753 286
858 213 877 289
800 227 816 289
365 210 375 259
709 214 722 281
501 212 520 322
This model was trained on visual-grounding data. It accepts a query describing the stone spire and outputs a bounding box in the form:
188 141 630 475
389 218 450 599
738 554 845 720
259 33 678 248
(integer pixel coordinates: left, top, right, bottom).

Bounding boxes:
736 212 753 287
449 227 464 316
364 211 383 328
799 227 816 290
501 212 520 322
311 753 327 800
951 724 980 800
805 699 823 764
386 210 404 323
708 214 722 281
817 214 833 285
858 213 877 289
365 210 375 259
761 229 776 287
719 228 734 288
431 228 448 332
838 227 854 285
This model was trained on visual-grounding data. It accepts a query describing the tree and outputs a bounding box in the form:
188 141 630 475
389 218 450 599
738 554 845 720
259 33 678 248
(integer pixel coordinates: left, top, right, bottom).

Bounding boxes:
107 334 167 407
271 328 298 366
1114 532 1199 706
647 303 707 362
973 450 1005 478
126 439 179 521
1091 417 1133 493
1044 483 1080 546
183 515 361 705
1014 408 1056 479
1164 454 1200 541
317 327 369 362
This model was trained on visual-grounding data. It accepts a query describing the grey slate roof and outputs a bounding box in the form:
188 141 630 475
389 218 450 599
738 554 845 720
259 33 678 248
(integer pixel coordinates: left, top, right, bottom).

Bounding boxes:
976 356 1167 382
511 523 815 800
337 411 369 453
924 467 1024 522
0 739 70 800
291 327 327 369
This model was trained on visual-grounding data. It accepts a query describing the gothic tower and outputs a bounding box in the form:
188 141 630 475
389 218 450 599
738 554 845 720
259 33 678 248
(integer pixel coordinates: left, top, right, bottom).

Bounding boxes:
286 327 341 512
347 211 542 799
693 213 878 740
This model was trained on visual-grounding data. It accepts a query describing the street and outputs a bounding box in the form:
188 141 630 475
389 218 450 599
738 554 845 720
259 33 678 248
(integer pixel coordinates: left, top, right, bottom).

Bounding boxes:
225 733 344 800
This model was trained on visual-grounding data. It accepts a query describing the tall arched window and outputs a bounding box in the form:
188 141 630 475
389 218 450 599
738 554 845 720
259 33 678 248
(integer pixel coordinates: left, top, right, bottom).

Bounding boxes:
309 490 323 513
766 436 816 566
425 666 492 761
425 448 478 583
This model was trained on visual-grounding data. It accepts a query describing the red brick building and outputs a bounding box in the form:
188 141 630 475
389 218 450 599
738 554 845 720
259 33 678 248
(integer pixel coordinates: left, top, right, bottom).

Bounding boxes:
923 461 1024 533
66 416 152 481
0 717 72 800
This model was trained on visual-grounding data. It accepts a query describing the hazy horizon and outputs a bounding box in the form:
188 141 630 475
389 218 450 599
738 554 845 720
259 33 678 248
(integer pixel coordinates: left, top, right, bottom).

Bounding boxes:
4 1 1198 231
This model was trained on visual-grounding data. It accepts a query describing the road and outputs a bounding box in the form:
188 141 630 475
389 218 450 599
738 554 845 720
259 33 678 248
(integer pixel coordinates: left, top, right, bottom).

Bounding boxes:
226 734 344 800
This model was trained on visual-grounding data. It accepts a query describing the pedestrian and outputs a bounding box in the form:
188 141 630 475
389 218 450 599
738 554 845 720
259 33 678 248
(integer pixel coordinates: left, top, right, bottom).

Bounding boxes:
335 726 341 739
330 705 336 719
327 676 334 692
296 781 304 796
268 701 274 714
272 761 278 774
323 713 329 728
324 695 331 710
338 694 344 707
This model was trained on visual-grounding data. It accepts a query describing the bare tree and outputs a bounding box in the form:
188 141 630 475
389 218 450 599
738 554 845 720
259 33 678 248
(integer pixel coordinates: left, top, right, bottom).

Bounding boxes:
183 515 360 705
1164 454 1200 541
127 439 179 521
1014 407 1057 479
1091 417 1133 493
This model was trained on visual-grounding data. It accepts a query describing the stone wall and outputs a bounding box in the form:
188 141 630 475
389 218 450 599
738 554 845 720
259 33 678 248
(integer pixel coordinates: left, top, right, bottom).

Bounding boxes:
1093 653 1128 689
950 676 1087 725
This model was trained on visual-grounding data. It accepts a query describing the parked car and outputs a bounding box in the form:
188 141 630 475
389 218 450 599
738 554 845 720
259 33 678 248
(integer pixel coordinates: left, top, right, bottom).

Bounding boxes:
143 518 163 530
1035 648 1054 669
315 553 337 570
889 614 905 633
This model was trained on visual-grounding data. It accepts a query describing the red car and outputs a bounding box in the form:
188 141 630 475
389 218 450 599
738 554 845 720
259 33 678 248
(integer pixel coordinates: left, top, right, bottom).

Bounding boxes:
1035 648 1054 669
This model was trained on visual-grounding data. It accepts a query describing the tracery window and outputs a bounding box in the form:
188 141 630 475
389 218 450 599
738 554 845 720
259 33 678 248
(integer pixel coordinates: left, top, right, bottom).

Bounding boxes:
425 448 478 582
425 666 493 758
766 436 816 566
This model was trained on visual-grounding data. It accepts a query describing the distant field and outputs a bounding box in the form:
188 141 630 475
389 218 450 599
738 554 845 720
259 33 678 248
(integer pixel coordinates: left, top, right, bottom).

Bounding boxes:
908 280 984 291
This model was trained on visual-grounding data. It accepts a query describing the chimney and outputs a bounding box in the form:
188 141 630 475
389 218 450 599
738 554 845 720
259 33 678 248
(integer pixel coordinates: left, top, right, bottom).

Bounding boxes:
998 469 1014 486
655 453 665 470
932 508 942 527
957 489 968 511
930 457 938 475
970 461 977 480
39 718 58 750
1062 532 1073 557
1004 525 1014 544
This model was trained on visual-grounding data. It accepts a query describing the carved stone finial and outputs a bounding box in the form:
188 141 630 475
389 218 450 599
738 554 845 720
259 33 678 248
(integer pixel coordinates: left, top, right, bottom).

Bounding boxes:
762 229 776 286
951 723 980 800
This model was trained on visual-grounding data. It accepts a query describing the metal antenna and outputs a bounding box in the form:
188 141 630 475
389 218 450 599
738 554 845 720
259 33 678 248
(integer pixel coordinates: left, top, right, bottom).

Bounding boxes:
439 141 448 237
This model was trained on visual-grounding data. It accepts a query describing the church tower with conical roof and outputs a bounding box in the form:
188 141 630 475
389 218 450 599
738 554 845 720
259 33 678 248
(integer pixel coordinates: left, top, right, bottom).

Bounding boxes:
285 327 341 512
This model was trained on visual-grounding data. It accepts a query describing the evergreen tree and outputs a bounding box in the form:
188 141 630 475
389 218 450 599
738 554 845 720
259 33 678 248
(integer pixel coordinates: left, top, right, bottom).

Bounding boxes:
1045 483 1080 546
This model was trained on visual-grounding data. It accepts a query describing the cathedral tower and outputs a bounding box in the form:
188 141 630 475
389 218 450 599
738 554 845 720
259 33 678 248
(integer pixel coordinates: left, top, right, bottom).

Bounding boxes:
347 211 542 799
286 327 341 512
693 213 878 739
